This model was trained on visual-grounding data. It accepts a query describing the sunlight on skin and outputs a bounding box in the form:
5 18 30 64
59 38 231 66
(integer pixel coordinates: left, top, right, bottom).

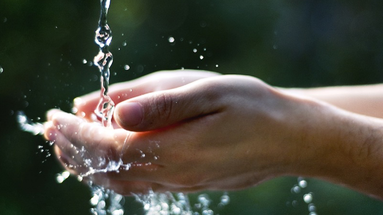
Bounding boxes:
45 70 383 200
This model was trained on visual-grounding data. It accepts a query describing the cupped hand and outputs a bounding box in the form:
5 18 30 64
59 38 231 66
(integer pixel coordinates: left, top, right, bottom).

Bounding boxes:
72 69 219 124
45 70 324 195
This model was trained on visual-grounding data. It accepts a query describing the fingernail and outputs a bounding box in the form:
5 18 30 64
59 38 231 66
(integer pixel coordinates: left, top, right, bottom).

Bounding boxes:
115 102 143 127
45 125 58 142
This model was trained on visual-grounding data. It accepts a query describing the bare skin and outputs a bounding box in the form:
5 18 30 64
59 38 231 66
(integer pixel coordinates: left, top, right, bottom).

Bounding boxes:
44 70 383 199
285 84 383 119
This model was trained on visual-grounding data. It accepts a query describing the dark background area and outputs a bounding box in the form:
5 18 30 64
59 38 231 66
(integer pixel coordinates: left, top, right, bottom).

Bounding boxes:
1 0 383 214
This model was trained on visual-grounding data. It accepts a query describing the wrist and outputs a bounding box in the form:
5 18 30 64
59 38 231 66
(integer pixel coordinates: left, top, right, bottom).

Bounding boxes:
289 99 383 199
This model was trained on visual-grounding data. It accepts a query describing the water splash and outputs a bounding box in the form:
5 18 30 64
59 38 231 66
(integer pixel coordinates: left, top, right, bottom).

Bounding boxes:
88 1 127 214
17 2 231 214
133 191 228 215
134 191 192 215
56 171 70 184
16 111 44 135
289 177 317 214
93 0 115 128
90 186 125 215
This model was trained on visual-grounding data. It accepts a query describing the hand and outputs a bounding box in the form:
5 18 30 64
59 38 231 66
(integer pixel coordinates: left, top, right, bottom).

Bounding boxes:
72 69 219 124
47 69 383 199
45 70 324 195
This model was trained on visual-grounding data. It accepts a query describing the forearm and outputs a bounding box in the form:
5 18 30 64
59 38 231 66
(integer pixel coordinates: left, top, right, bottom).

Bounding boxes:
283 84 383 118
291 99 383 200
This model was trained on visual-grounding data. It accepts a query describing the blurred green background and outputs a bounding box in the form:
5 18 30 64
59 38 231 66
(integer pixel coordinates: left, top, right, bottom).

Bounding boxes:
1 0 383 214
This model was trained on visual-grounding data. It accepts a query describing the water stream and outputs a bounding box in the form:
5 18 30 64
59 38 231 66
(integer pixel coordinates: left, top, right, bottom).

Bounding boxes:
89 1 125 214
93 0 115 128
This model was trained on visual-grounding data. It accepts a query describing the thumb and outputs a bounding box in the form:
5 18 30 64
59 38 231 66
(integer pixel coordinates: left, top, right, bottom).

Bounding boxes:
113 80 223 131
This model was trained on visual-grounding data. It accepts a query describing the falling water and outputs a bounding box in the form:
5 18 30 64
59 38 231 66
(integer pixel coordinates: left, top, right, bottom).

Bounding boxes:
93 0 115 128
89 1 125 214
289 177 317 215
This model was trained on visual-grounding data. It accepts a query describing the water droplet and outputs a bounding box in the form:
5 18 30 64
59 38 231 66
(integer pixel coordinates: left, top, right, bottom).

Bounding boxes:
112 209 124 215
171 204 181 214
82 59 88 64
62 171 70 178
71 107 78 114
122 41 127 46
56 171 70 183
168 37 175 43
308 203 316 212
303 193 313 203
90 195 100 206
199 55 204 60
202 209 213 215
124 65 130 70
198 194 210 207
215 64 219 68
219 193 230 206
299 179 307 188
0 66 3 73
193 48 197 53
291 185 301 193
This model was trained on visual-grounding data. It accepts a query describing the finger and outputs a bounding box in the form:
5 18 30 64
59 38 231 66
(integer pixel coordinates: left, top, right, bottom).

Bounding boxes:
74 70 219 120
102 163 164 182
45 122 85 165
46 109 62 121
96 177 207 195
102 163 195 189
50 111 159 164
91 177 206 195
54 146 89 175
114 76 225 131
50 111 113 151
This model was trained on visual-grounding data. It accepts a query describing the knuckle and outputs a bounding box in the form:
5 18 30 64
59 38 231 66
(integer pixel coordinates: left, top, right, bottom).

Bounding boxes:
151 93 173 122
199 82 225 107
